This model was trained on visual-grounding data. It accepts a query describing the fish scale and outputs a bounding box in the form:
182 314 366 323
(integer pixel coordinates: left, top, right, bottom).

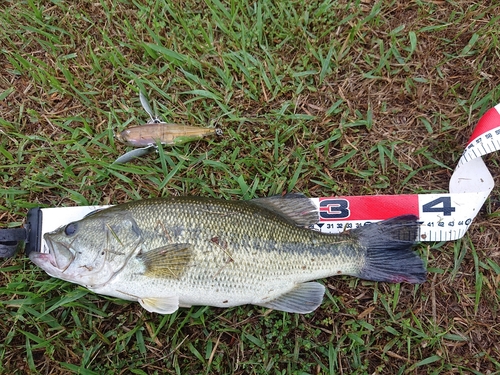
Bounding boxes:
30 194 426 314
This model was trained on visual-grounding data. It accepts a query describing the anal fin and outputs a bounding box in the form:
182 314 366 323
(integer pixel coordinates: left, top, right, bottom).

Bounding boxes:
257 282 325 314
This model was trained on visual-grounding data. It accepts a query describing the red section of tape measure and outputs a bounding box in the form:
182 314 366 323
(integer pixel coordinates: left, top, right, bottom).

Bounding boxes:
319 195 419 221
467 106 500 145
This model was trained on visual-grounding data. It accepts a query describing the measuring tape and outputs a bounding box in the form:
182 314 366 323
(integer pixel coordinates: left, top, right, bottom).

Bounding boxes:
312 103 500 241
14 103 499 257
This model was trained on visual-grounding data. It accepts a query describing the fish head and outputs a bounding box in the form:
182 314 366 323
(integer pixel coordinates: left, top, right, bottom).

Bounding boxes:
30 209 143 288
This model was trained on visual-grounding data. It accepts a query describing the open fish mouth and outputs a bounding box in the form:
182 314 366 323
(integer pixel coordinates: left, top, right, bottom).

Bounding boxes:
29 252 57 269
37 236 75 272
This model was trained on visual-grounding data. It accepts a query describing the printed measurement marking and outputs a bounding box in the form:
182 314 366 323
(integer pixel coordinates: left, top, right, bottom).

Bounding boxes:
319 199 350 219
421 197 456 216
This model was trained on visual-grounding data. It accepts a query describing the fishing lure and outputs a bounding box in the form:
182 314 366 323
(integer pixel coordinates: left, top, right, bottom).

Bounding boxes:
114 92 221 164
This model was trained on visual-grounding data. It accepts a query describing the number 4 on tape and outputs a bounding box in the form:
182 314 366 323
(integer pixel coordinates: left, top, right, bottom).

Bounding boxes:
422 197 455 216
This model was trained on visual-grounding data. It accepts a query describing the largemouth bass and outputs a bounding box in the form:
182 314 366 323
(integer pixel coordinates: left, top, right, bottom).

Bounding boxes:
30 194 425 314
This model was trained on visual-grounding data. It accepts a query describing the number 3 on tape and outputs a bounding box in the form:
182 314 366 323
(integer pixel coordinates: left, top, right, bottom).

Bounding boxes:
312 103 500 242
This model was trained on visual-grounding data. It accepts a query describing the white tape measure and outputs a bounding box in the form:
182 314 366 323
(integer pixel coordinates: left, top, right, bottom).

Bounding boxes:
312 103 500 241
33 103 500 253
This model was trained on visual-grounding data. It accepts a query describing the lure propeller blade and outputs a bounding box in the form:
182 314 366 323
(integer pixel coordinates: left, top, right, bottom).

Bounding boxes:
139 91 160 124
112 145 156 164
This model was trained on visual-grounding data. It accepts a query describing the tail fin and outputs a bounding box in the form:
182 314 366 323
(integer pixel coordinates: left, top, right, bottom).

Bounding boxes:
354 215 426 284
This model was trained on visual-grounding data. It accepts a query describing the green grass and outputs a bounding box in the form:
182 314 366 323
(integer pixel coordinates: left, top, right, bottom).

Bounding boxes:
1 0 500 374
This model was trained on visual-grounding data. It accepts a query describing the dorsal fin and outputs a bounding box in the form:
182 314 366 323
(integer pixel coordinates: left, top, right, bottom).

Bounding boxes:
249 193 318 227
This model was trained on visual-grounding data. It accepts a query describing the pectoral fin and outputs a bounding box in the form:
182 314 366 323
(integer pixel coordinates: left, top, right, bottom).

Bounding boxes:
138 243 192 279
139 296 179 314
257 282 325 314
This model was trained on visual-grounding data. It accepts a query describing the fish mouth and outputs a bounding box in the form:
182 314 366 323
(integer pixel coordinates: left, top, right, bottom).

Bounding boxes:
35 235 75 272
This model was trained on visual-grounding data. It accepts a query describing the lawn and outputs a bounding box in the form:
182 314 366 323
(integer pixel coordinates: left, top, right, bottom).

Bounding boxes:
1 0 499 374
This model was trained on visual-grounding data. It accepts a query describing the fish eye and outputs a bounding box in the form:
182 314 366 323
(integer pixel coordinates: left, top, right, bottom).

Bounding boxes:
64 222 78 236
